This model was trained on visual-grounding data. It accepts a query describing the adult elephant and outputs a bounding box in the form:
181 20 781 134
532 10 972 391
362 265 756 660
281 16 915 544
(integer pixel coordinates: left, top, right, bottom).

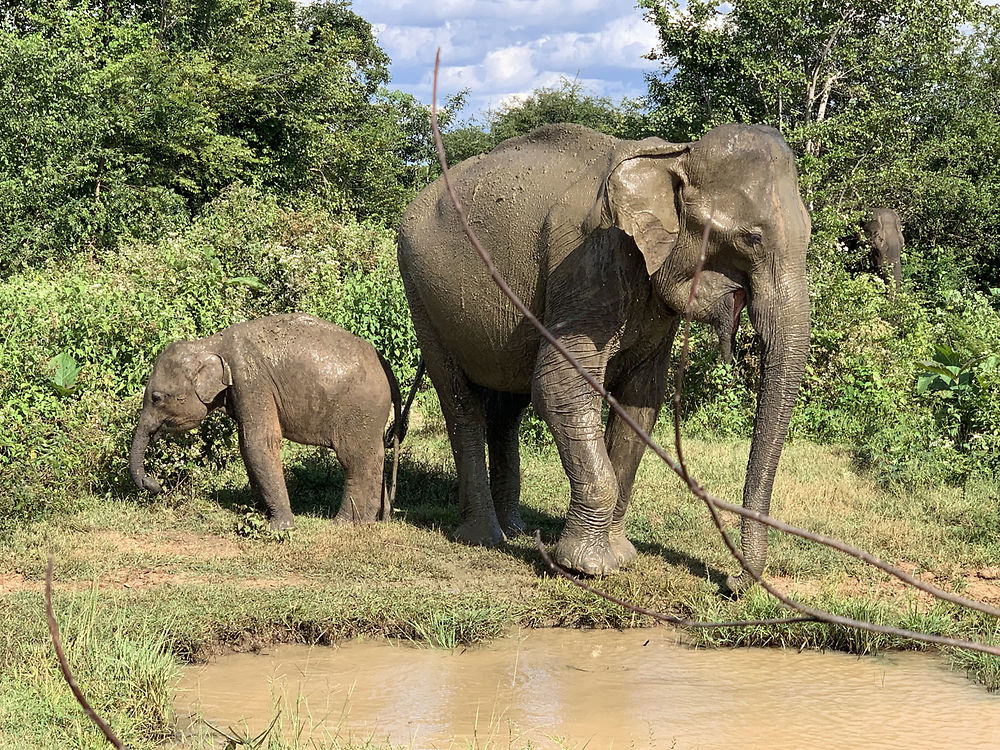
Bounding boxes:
860 207 904 290
398 123 810 589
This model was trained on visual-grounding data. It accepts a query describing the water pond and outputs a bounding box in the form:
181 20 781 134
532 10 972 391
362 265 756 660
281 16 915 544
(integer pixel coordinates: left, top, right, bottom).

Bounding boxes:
175 628 1000 749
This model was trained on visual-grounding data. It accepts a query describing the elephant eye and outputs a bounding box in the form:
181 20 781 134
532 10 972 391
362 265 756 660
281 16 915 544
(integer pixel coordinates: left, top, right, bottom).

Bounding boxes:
151 391 165 405
747 231 763 245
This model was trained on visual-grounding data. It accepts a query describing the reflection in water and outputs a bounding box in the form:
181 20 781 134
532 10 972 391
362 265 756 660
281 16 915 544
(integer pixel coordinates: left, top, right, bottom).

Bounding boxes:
175 629 1000 749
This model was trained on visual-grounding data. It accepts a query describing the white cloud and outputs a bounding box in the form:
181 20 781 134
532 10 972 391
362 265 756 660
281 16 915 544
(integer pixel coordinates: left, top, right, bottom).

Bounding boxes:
353 0 659 115
539 14 659 72
374 24 458 66
482 46 537 87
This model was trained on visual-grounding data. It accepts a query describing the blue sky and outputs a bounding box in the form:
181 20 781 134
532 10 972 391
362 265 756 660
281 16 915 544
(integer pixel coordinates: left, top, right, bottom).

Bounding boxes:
349 1 661 116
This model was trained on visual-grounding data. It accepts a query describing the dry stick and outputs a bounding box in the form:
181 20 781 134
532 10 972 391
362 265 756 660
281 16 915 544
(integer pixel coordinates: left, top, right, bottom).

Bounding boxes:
534 532 810 629
45 555 127 750
428 49 1000 655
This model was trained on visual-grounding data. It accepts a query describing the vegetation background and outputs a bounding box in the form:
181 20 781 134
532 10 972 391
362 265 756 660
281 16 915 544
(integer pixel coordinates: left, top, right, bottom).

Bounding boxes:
5 1 1000 747
3 0 1000 523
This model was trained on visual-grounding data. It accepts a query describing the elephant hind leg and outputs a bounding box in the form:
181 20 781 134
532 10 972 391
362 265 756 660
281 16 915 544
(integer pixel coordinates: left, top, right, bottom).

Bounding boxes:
486 390 530 537
409 298 504 546
332 438 385 525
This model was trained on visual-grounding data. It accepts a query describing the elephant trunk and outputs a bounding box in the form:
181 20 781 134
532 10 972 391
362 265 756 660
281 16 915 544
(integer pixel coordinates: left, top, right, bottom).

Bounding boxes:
129 413 162 494
891 256 902 293
727 263 810 592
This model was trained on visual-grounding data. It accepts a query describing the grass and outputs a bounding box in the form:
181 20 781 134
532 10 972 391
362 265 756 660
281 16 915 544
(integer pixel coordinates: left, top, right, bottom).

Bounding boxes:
4 395 1000 747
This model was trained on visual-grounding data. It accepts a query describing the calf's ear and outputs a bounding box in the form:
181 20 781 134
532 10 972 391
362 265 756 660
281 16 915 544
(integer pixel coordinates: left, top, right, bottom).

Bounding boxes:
194 353 233 404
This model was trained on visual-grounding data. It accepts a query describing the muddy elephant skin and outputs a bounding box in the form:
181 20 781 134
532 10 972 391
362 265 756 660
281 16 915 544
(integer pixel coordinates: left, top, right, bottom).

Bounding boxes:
129 313 402 529
398 123 811 586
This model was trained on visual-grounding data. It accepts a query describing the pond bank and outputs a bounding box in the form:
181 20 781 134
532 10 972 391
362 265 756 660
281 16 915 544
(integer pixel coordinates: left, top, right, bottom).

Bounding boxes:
4 430 1000 748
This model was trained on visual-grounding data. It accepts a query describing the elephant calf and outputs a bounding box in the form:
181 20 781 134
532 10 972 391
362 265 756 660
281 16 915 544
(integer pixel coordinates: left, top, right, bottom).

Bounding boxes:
130 314 403 529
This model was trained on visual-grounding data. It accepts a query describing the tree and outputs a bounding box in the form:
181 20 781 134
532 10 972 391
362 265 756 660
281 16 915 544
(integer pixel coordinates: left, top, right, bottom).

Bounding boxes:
429 79 651 169
0 0 407 272
488 79 649 143
640 0 1000 290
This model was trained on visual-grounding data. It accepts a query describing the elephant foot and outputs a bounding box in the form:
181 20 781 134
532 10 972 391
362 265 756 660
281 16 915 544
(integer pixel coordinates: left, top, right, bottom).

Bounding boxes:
269 515 295 532
332 493 381 525
455 516 506 547
497 507 527 538
332 512 377 526
552 533 626 576
724 571 758 596
609 534 638 567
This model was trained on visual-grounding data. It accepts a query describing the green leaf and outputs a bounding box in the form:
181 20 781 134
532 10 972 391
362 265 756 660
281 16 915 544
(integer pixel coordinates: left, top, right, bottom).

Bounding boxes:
225 276 266 290
47 352 82 396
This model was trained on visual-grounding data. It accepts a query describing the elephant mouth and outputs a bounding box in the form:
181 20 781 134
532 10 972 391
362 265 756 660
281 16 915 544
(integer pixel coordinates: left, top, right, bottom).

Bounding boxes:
731 287 746 328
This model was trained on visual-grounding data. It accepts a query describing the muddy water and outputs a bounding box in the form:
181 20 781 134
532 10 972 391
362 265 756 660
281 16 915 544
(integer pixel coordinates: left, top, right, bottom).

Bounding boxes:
176 629 1000 749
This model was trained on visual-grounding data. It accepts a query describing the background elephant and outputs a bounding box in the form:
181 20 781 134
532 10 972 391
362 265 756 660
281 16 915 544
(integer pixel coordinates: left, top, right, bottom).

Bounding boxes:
398 122 810 587
129 313 403 528
861 207 904 290
843 207 904 290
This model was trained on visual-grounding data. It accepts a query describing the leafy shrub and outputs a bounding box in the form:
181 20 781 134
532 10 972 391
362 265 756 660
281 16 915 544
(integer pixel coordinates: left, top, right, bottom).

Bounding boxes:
0 186 416 525
681 234 1000 488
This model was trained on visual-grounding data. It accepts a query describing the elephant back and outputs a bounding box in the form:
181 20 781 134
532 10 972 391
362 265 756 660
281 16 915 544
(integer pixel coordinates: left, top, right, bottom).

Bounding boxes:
401 124 616 262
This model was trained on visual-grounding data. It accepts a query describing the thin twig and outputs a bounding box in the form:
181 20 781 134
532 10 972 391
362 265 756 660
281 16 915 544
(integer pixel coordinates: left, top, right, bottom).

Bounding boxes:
45 554 127 750
428 49 1000 656
536 532 814 629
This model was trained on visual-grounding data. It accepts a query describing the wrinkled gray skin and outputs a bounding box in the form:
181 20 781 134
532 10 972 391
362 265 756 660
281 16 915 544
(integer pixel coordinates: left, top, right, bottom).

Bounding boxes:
398 123 811 588
129 314 402 529
861 207 904 291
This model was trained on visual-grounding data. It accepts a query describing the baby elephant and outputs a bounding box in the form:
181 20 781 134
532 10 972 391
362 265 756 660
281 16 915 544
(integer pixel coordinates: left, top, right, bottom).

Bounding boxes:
129 314 403 529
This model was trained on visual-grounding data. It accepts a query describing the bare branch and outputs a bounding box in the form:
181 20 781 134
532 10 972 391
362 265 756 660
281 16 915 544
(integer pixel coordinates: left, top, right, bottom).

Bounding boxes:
429 49 1000 657
45 554 127 749
536 532 815 629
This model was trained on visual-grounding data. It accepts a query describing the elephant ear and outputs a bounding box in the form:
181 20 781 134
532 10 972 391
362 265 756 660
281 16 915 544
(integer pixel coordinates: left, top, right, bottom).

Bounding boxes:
193 353 233 404
599 141 689 277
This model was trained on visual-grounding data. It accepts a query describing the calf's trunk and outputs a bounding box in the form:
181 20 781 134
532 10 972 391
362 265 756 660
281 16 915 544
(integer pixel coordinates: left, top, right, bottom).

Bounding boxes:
129 413 163 494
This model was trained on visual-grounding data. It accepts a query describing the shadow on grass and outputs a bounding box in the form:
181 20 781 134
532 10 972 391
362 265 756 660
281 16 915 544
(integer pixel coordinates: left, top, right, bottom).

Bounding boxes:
497 526 731 588
184 443 730 590
210 450 465 526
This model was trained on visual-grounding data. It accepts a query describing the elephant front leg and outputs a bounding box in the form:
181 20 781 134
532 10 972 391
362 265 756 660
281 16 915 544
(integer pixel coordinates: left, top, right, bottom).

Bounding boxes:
534 343 621 575
605 340 673 566
237 410 295 531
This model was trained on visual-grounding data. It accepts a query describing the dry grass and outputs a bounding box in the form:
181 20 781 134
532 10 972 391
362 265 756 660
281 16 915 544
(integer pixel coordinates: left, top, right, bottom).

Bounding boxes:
4 400 1000 747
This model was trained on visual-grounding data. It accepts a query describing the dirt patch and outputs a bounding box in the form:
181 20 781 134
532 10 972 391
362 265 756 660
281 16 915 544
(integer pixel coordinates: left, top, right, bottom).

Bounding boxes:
769 565 1000 607
96 529 243 560
0 573 26 595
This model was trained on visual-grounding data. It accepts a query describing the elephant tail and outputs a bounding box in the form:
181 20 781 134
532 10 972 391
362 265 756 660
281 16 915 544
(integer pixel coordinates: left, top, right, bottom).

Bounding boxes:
377 354 425 516
394 357 425 447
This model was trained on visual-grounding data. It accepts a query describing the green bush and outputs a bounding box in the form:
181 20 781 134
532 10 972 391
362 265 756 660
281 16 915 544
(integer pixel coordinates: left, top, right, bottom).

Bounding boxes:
0 186 416 525
680 234 1000 488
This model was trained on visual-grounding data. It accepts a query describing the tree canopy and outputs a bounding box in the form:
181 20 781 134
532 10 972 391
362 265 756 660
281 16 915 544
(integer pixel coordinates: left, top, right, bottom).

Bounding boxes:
0 0 410 272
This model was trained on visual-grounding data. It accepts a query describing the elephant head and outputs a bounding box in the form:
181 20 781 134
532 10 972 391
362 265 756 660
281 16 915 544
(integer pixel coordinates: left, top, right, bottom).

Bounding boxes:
592 124 811 585
129 339 233 494
860 207 903 290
